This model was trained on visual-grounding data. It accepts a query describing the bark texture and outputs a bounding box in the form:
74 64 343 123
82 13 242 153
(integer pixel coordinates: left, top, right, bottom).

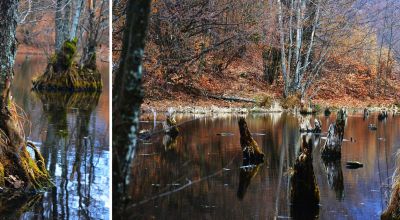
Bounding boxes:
112 0 152 216
0 0 51 191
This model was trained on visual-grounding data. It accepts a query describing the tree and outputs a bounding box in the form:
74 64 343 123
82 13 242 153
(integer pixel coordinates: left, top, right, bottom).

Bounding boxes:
32 0 107 91
112 0 151 217
0 0 51 190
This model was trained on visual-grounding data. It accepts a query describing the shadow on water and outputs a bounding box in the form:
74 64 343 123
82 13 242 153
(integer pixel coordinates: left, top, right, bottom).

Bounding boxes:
1 55 110 219
131 112 400 219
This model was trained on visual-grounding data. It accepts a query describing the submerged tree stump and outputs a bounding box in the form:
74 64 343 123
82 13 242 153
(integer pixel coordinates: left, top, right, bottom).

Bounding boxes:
321 108 346 159
32 39 102 92
163 115 179 137
238 118 265 164
290 135 320 218
378 109 388 121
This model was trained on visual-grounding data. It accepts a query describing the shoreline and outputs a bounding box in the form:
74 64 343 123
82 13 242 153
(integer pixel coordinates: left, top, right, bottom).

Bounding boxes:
141 101 399 114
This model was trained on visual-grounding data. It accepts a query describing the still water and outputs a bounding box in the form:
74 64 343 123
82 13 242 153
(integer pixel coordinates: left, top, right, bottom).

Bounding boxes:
132 112 400 219
2 55 110 219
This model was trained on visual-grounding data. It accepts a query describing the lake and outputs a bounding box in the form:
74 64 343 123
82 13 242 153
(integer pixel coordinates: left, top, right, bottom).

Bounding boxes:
2 54 110 219
130 111 399 219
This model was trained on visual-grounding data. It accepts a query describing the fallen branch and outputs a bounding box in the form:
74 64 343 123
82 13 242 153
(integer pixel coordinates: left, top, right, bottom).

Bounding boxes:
206 93 256 103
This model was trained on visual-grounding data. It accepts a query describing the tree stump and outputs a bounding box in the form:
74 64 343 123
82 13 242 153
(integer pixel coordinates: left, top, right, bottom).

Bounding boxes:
378 109 388 121
32 39 103 92
290 135 320 218
163 115 179 138
321 109 346 159
238 118 264 164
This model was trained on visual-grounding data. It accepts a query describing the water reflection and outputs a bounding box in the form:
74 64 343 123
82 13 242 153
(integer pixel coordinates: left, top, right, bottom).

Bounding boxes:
132 112 400 219
237 164 261 200
3 55 110 219
322 159 344 200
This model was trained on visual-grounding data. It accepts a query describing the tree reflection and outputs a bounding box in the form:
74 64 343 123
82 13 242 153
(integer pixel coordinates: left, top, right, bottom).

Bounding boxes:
33 92 100 219
237 163 262 200
322 159 344 200
0 192 43 218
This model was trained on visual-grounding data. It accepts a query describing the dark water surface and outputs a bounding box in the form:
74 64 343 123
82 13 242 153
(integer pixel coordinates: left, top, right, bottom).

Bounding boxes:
132 112 400 219
3 55 110 219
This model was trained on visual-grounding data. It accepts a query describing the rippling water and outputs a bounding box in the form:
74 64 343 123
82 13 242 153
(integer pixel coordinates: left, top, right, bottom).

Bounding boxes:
131 112 399 219
3 54 110 219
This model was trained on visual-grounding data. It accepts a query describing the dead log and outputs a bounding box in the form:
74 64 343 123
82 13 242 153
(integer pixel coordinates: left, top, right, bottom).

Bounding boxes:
205 94 256 103
238 118 264 164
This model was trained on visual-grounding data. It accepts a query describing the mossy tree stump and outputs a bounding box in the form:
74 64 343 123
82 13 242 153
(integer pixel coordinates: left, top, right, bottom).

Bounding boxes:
32 39 103 92
238 118 264 164
290 135 320 219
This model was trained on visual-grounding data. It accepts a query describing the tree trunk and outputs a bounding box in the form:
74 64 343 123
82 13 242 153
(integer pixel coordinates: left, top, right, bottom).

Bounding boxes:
62 0 72 42
70 0 84 40
0 0 51 190
82 0 98 70
112 0 152 216
55 0 65 51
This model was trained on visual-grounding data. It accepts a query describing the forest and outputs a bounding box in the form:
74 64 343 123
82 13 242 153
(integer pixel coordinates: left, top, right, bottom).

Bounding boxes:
113 0 400 220
114 0 400 111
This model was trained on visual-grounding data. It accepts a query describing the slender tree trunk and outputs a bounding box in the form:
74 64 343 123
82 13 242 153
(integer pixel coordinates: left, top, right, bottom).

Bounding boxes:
277 0 289 97
70 0 84 40
82 0 98 70
55 0 65 51
112 0 151 216
63 0 72 41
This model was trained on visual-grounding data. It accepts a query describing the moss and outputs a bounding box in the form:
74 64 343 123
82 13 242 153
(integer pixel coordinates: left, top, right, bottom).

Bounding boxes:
0 162 4 187
32 39 102 92
32 65 103 92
